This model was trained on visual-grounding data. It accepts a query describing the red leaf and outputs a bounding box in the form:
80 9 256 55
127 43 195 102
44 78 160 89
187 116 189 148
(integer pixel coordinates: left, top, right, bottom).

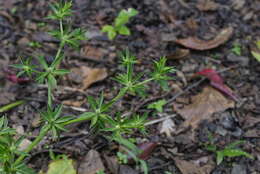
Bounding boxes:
138 142 158 160
197 68 223 84
210 81 238 102
6 74 30 84
196 69 238 101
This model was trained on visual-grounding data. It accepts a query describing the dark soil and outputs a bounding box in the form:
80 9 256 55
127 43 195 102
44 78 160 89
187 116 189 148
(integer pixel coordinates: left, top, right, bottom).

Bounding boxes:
0 0 259 173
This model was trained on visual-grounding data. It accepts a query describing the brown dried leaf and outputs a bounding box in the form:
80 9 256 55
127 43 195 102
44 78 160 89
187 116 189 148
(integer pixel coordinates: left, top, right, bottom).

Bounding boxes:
81 45 107 60
78 150 105 174
81 67 107 90
174 158 214 174
175 27 233 50
175 86 234 130
196 0 219 11
69 66 108 90
138 142 158 160
166 48 190 60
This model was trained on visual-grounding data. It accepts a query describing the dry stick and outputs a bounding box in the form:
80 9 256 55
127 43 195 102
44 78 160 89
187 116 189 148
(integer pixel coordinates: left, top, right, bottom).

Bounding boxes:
145 114 176 126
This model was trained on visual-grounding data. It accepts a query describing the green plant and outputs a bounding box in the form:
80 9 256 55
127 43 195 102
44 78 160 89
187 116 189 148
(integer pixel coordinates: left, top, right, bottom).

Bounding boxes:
147 99 167 113
101 8 138 40
1 1 174 173
117 151 128 164
231 43 242 56
251 40 260 62
205 140 254 165
96 170 106 174
164 172 174 174
28 41 42 48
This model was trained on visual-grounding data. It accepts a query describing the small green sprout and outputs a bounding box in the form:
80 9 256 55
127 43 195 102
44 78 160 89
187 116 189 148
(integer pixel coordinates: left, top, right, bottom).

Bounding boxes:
40 105 72 139
96 170 105 174
11 57 36 77
101 8 138 40
117 151 128 164
206 140 254 165
47 1 73 20
164 172 174 174
28 41 42 48
147 99 167 113
231 43 242 56
251 40 260 62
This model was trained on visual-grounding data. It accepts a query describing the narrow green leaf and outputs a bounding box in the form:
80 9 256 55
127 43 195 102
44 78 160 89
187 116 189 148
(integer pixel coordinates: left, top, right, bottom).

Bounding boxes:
0 100 25 113
37 56 48 70
216 151 224 165
251 51 260 62
53 69 70 75
48 74 57 89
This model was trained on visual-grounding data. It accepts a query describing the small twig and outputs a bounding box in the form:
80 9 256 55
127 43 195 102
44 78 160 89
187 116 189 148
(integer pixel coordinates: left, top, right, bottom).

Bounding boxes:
145 114 176 126
166 77 205 105
62 105 87 112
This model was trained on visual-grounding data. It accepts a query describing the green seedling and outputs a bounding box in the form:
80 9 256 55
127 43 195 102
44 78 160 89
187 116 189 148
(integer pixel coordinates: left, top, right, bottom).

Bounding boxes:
101 8 138 40
117 151 128 164
28 41 42 48
96 170 106 174
1 1 174 173
206 140 254 165
231 43 242 56
147 99 167 113
164 172 174 174
251 40 260 62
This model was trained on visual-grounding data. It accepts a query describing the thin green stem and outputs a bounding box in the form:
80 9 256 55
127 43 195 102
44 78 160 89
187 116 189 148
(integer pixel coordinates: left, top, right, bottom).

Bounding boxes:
59 19 63 37
54 41 65 62
14 126 50 165
0 100 25 113
47 85 52 108
135 78 153 87
63 115 92 126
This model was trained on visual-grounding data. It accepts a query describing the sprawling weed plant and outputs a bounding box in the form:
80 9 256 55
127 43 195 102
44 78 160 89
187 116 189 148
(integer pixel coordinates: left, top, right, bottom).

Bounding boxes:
0 1 174 174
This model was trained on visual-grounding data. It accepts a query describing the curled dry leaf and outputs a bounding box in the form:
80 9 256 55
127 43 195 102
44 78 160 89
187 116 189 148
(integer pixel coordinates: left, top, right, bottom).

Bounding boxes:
175 27 233 50
174 86 234 131
78 150 105 174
